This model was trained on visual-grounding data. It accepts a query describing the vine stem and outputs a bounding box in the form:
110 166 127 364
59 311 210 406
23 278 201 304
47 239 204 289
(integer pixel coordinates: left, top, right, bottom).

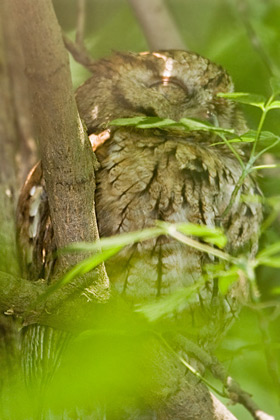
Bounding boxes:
253 137 280 161
153 332 228 398
162 224 238 264
250 92 276 158
252 163 280 170
221 168 249 219
222 92 276 219
219 133 245 170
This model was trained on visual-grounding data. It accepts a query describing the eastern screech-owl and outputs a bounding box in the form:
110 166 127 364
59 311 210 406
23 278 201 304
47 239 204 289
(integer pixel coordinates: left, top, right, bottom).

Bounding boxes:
17 50 262 341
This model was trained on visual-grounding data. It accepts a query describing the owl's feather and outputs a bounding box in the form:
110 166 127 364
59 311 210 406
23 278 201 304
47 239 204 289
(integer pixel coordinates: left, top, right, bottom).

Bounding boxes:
17 52 262 409
18 50 262 332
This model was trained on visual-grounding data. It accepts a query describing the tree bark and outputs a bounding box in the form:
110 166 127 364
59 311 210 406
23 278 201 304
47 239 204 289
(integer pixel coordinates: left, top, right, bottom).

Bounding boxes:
0 1 22 277
0 0 26 384
9 0 108 289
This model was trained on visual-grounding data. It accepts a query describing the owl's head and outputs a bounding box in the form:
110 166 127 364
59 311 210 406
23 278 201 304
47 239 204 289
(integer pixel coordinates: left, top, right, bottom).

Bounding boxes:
76 50 246 135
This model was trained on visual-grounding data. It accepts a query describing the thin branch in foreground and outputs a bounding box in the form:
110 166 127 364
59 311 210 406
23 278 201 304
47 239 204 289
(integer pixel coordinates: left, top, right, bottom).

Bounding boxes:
127 0 186 50
75 0 86 47
63 34 95 70
12 0 108 292
169 334 275 420
65 0 187 70
63 0 95 71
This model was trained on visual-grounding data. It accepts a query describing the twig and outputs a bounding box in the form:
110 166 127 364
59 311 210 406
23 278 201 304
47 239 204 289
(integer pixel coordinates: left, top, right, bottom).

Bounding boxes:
75 0 86 47
127 0 186 50
164 224 237 264
222 89 276 220
1 0 37 184
168 333 275 420
63 34 95 69
63 0 95 70
226 377 275 420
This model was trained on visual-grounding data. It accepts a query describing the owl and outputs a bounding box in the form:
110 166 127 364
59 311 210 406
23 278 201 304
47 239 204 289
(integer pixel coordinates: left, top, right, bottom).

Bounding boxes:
17 50 262 343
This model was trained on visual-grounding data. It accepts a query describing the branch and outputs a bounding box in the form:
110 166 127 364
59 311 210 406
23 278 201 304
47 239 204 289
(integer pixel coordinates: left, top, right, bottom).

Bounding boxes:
63 0 95 70
10 0 108 291
0 0 36 188
63 34 95 69
0 268 112 333
0 1 21 276
210 394 238 420
0 271 46 316
128 0 186 50
169 334 275 420
75 0 86 47
213 361 275 420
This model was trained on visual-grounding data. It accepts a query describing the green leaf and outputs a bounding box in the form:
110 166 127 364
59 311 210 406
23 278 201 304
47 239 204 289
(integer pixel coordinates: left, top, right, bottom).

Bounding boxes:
218 268 240 295
242 130 279 142
179 118 234 134
66 222 227 255
267 100 280 110
137 117 178 128
257 257 280 268
136 282 204 322
158 221 234 263
239 130 280 153
217 92 266 109
36 246 124 302
239 130 257 143
179 118 212 130
110 116 147 126
270 76 280 96
60 246 124 286
257 241 280 259
64 226 164 253
175 223 227 248
212 130 280 148
110 116 234 136
111 116 179 129
204 262 225 275
204 263 240 295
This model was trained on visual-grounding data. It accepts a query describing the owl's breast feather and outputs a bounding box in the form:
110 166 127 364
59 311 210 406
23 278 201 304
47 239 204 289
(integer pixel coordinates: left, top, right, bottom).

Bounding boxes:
94 129 261 311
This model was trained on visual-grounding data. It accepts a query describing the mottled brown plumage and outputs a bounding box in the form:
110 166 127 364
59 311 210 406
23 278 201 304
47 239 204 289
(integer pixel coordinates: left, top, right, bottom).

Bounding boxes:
17 50 262 340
